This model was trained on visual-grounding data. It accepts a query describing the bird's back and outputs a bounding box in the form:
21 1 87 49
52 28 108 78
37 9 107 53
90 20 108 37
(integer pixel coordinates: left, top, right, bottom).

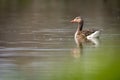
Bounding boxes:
76 29 100 39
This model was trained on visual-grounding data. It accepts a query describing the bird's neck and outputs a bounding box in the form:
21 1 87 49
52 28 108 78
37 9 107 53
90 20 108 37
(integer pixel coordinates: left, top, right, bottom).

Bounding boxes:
77 21 83 31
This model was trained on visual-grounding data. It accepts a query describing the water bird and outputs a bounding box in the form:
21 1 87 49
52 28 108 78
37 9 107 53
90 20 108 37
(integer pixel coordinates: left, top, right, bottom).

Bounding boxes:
70 16 100 46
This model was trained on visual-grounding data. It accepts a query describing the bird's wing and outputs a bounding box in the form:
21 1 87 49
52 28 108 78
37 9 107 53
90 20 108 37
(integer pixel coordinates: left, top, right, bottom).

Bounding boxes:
82 29 96 36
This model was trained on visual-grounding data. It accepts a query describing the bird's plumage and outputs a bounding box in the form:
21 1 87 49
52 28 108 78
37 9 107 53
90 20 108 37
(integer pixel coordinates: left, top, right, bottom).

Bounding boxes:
71 16 100 46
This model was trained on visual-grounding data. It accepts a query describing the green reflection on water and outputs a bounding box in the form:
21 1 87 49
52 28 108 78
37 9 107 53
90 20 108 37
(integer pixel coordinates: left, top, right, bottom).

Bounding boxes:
49 38 120 80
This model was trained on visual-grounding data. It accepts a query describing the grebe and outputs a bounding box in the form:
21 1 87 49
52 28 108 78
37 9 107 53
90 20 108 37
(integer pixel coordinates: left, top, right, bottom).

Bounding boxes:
71 16 100 38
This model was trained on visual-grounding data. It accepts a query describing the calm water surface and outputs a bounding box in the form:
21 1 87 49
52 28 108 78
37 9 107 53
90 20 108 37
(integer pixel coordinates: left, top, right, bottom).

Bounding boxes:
0 0 120 80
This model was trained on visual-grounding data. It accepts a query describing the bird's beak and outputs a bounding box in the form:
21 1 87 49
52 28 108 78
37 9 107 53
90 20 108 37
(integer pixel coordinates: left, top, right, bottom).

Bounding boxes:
70 20 75 23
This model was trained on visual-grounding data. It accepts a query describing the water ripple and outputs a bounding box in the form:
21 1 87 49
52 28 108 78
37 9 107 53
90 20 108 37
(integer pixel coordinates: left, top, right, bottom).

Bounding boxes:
0 47 70 51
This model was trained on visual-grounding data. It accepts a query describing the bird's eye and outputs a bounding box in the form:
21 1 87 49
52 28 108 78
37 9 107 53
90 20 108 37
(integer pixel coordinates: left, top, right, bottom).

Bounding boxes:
76 17 80 19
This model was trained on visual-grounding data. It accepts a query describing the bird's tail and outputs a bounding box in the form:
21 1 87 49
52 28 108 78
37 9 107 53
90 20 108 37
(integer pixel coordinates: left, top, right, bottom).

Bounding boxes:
87 31 100 39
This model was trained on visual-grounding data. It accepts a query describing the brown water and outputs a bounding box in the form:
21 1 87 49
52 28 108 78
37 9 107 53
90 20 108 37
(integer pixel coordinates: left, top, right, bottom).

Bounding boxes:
0 0 120 80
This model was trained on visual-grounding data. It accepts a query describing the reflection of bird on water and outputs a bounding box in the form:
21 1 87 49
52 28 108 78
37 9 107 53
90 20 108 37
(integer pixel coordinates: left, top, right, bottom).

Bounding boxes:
70 16 100 58
72 38 99 58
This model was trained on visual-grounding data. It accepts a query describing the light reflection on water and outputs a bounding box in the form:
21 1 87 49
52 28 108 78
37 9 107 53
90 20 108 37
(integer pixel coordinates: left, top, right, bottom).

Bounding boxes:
0 0 120 80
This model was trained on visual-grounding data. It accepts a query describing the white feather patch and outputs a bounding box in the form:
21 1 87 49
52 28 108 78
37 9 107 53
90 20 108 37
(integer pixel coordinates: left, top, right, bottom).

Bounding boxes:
87 31 100 39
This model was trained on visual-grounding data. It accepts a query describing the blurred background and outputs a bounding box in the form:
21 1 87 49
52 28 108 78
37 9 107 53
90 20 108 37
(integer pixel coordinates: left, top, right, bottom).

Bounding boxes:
0 0 120 80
